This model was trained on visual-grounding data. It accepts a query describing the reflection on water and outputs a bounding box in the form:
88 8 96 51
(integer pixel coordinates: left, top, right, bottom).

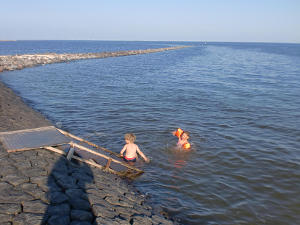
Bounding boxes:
1 41 300 225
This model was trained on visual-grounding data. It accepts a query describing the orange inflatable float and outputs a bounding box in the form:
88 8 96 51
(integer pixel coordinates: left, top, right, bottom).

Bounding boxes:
174 128 184 138
174 128 191 150
183 143 191 149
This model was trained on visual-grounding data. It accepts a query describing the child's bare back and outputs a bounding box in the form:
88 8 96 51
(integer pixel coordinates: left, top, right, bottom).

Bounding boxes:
120 133 149 163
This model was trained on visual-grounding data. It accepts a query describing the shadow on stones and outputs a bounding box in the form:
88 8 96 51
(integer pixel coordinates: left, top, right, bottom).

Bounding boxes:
42 155 96 225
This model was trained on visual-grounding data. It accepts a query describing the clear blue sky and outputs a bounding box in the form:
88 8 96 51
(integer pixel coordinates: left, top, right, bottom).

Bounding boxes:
1 0 299 43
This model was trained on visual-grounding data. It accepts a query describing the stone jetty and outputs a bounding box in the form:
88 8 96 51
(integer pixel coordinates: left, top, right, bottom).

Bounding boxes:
0 46 188 73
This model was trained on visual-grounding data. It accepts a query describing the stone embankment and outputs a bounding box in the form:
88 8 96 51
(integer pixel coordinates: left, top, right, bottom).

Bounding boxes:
0 46 188 73
0 148 173 225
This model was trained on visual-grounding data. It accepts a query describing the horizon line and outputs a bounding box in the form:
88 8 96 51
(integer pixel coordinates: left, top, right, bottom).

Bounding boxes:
1 39 299 44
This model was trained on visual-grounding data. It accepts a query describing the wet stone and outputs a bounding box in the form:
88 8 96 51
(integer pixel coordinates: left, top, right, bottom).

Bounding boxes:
92 204 117 219
133 205 152 217
114 205 139 219
124 193 143 205
151 215 174 225
132 215 153 225
70 209 94 222
88 194 109 206
105 196 133 208
95 217 130 225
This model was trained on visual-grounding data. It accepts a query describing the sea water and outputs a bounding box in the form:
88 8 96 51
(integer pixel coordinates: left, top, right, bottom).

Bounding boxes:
1 41 300 225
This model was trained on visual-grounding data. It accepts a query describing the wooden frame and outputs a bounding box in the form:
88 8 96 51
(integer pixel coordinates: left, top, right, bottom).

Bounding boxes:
0 126 144 179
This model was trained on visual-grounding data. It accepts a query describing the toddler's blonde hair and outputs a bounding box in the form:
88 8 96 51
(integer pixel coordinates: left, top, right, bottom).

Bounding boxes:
124 133 136 142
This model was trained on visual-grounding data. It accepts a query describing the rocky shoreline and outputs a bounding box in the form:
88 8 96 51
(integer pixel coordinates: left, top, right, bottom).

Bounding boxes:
0 46 188 73
0 47 183 224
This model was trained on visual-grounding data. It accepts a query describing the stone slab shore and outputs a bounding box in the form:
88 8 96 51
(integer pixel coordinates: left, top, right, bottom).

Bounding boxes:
0 46 188 73
0 47 184 224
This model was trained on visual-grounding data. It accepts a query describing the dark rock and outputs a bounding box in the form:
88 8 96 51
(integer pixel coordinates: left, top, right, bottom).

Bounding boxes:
56 175 78 189
71 221 93 225
48 191 68 204
69 198 91 210
48 215 70 225
65 188 85 199
70 209 94 222
47 203 70 216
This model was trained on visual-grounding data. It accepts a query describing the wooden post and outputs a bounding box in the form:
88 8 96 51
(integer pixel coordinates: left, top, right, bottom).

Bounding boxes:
105 158 112 170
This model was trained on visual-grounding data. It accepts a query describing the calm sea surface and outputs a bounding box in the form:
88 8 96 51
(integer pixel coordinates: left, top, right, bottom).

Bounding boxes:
1 41 300 225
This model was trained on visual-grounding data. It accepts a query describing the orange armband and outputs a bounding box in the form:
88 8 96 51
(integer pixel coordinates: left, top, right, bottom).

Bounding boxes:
174 128 184 138
183 143 191 149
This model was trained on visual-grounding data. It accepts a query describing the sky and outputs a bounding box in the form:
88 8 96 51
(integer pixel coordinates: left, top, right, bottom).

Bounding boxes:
1 0 299 43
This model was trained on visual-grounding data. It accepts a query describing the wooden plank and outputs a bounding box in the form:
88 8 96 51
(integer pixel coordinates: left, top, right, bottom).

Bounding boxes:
44 146 66 155
57 130 143 173
57 128 121 157
44 146 120 176
72 142 143 173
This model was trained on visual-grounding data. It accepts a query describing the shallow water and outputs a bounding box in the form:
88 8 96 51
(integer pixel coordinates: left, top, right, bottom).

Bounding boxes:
1 41 300 224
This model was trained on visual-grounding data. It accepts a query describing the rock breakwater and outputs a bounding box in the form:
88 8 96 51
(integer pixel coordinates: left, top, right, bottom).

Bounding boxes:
0 46 188 73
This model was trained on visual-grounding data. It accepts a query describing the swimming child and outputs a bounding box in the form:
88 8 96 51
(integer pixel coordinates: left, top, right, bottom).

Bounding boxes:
120 133 150 163
172 128 191 150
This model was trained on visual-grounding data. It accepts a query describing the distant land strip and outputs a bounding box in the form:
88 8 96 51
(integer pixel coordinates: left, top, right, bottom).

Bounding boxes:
0 46 189 73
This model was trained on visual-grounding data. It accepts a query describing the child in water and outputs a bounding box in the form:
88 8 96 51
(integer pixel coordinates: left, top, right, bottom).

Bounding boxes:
120 133 150 163
172 128 191 150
